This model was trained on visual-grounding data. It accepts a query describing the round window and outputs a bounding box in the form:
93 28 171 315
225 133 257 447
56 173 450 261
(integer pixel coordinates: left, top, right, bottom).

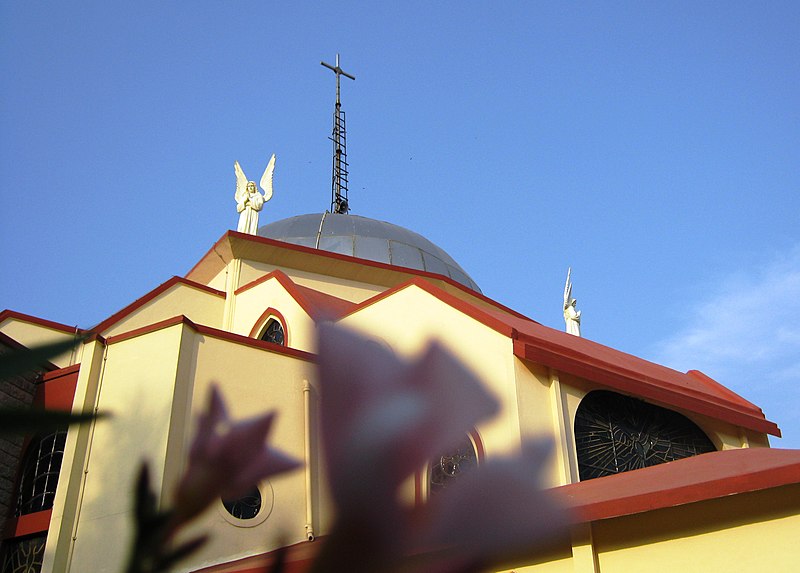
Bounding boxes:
222 487 262 520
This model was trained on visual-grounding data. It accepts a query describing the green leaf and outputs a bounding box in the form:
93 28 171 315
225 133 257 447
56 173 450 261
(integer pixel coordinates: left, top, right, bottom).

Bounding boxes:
0 407 105 435
0 336 85 379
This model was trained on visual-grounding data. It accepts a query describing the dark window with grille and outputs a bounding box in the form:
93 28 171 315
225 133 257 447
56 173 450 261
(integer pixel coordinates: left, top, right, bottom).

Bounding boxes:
575 390 716 481
429 435 477 496
1 533 46 573
16 429 67 516
222 486 262 520
260 319 285 346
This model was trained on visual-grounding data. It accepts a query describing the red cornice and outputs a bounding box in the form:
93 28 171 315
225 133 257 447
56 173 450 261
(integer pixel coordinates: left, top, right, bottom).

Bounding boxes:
558 447 800 523
90 276 225 335
513 333 779 437
105 315 315 362
0 310 80 335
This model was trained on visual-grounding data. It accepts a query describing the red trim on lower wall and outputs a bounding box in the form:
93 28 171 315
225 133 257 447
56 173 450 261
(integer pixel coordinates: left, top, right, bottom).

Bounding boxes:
558 447 800 523
35 364 80 411
3 510 52 539
190 538 322 573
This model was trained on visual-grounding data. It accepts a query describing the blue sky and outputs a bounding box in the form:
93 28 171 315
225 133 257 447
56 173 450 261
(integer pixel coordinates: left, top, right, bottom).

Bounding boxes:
2 2 798 446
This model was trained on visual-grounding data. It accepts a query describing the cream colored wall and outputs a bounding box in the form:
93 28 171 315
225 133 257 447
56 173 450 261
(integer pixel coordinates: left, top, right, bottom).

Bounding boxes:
593 485 800 572
231 276 317 352
241 260 384 302
171 332 321 572
0 318 79 367
101 284 225 337
66 324 188 573
338 285 525 463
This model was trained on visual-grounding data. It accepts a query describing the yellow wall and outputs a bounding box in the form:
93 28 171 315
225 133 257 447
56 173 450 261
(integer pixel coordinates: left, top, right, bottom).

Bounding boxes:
593 484 800 572
100 283 225 337
0 318 79 367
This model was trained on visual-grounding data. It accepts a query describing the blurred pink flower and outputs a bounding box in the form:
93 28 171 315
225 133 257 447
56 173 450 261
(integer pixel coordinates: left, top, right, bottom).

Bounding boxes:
173 385 300 525
315 324 567 571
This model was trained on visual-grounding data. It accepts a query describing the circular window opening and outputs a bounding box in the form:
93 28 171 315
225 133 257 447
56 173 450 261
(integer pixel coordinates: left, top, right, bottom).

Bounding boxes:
429 435 477 496
260 319 285 346
222 487 262 520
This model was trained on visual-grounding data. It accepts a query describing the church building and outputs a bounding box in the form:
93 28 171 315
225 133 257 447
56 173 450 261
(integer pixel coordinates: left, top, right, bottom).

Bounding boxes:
2 62 799 572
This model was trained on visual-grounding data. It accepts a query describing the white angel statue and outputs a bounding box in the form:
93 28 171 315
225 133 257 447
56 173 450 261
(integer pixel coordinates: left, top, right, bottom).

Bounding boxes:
563 267 581 337
234 154 276 234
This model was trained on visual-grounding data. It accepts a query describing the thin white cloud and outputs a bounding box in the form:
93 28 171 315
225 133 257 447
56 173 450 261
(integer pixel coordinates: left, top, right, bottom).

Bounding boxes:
650 245 800 448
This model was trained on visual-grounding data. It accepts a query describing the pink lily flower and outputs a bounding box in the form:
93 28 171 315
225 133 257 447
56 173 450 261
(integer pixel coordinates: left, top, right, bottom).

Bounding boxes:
173 385 300 525
315 324 567 571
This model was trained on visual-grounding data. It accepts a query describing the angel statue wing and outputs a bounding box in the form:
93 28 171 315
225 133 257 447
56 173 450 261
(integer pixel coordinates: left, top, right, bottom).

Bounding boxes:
563 267 573 308
234 161 249 203
259 154 276 203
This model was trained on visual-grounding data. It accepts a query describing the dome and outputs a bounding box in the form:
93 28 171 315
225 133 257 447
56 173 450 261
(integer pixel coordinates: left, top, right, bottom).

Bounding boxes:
258 213 480 292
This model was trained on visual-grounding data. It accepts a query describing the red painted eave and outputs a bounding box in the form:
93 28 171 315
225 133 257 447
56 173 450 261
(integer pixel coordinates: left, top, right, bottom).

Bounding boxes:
512 327 780 437
558 447 800 523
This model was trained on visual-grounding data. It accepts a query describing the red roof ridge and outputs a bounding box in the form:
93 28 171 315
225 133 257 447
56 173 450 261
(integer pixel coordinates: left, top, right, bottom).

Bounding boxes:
90 276 225 335
0 309 82 335
236 269 356 321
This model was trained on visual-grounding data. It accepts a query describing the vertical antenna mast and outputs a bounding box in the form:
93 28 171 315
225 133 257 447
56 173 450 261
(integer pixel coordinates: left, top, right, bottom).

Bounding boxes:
321 54 355 214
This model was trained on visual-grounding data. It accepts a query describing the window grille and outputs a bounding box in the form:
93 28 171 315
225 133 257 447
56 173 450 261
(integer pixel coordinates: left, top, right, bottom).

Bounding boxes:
1 533 46 573
260 319 285 346
16 429 67 516
575 390 716 481
429 435 477 496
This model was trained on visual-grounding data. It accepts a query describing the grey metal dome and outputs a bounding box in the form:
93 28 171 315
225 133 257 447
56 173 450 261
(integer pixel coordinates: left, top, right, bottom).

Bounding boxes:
258 213 480 292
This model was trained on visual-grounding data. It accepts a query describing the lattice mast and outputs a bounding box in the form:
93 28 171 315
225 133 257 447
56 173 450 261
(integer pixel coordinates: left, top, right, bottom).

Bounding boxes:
321 54 355 214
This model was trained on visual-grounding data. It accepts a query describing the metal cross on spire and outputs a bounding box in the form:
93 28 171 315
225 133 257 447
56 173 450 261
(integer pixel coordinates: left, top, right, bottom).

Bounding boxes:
321 54 355 214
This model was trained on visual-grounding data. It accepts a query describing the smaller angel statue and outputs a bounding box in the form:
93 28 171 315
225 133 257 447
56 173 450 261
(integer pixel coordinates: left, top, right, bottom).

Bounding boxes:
563 267 581 337
235 155 276 234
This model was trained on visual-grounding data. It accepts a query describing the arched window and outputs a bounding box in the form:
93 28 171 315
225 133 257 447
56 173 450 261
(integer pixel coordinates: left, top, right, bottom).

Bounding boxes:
428 434 478 496
16 429 67 516
259 318 285 346
574 390 716 481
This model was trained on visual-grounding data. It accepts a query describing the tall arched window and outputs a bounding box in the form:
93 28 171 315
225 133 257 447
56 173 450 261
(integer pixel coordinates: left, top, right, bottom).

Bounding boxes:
16 428 67 516
260 318 285 346
428 434 478 496
574 390 716 481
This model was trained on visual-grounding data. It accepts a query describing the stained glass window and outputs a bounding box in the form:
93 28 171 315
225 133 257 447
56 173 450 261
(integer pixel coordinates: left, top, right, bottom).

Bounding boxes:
429 435 477 496
16 429 67 516
575 390 716 481
222 487 262 520
260 319 285 346
1 534 46 573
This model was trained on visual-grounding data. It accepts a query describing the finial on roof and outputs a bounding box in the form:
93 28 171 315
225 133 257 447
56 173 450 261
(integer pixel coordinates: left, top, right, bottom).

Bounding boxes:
321 54 355 214
563 267 582 337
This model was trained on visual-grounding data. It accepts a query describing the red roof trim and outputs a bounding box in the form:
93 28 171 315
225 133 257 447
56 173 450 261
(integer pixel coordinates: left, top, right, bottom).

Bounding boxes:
91 277 225 334
686 369 761 412
340 278 516 337
0 310 80 335
40 363 81 381
559 447 800 523
105 315 315 362
235 269 356 321
513 335 780 437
